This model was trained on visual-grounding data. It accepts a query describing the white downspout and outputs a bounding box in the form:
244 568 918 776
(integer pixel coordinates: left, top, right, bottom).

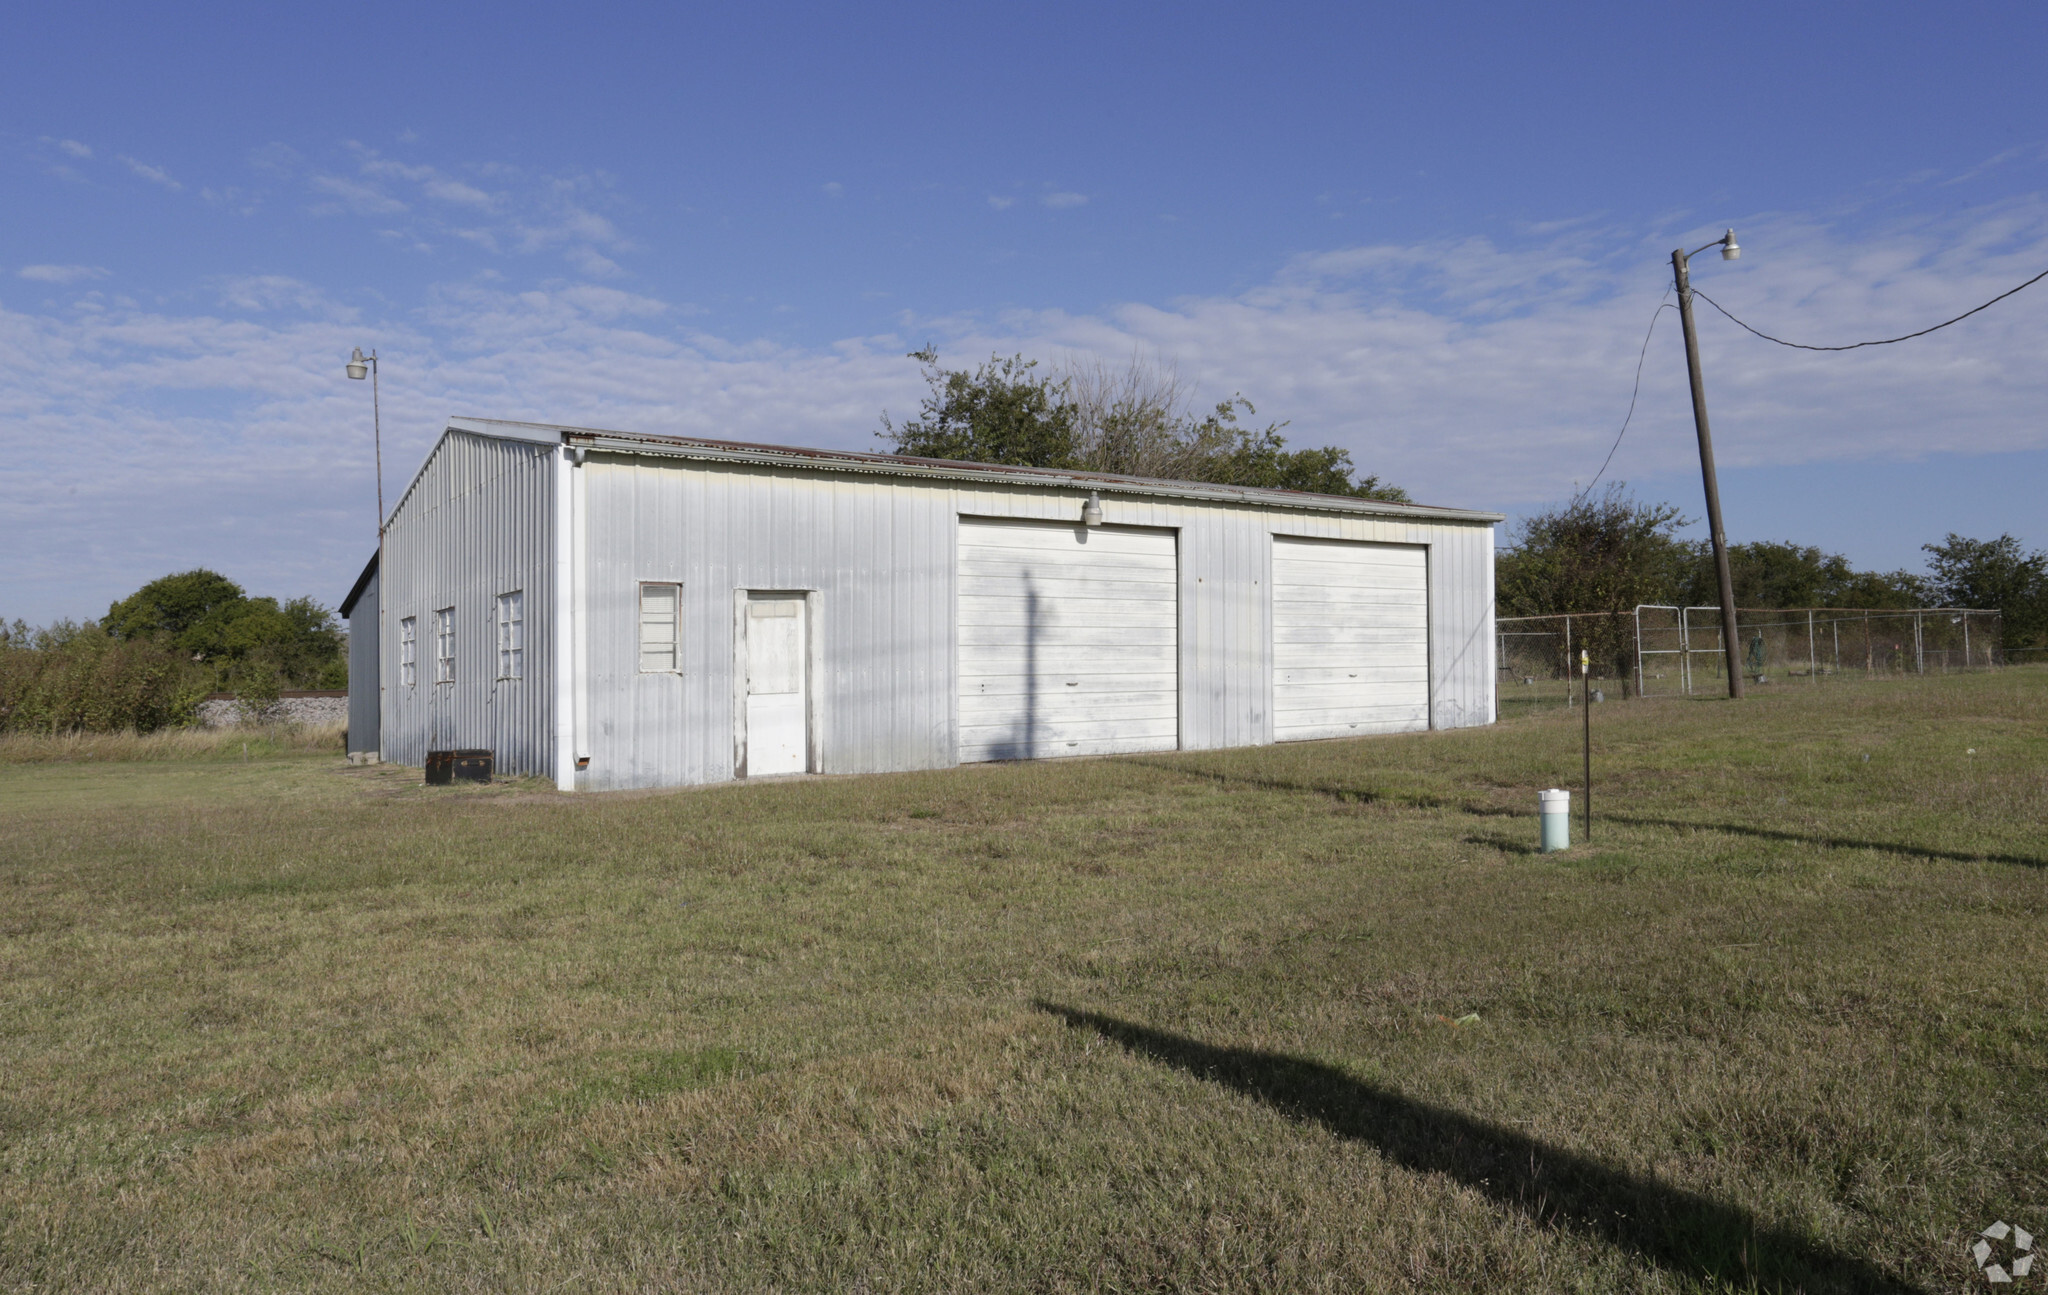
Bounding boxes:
553 442 579 790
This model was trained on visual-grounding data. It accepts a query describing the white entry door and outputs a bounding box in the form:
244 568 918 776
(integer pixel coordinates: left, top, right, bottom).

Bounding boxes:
957 518 1179 762
1272 537 1429 740
743 596 808 775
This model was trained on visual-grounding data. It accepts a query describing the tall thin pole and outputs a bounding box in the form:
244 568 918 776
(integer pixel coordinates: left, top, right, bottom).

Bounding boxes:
371 351 385 532
1581 648 1592 843
369 351 386 765
1672 249 1745 699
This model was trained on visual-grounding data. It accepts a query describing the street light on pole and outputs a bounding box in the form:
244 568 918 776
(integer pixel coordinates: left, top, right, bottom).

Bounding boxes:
347 346 386 748
1671 230 1745 699
346 347 383 531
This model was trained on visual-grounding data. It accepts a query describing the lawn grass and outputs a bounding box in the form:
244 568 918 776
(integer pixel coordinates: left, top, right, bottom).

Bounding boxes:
1 670 2043 1292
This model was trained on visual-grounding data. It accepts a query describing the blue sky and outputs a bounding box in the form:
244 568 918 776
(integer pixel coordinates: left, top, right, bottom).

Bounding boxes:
5 1 2048 622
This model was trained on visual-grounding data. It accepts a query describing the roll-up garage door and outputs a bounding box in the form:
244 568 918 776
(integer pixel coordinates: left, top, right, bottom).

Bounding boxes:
1272 537 1429 741
958 519 1178 762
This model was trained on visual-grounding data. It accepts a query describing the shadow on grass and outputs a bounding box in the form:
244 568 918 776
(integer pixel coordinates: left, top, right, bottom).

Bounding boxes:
1121 757 1449 810
1131 757 2044 871
1461 831 1543 856
1603 814 2047 870
1038 1003 1926 1295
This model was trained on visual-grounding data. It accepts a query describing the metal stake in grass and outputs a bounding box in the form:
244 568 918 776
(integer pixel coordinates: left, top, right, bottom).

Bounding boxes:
1581 648 1592 843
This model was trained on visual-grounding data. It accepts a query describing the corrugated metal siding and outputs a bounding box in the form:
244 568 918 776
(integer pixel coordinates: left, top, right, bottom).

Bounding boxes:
378 432 556 775
345 570 379 755
577 458 956 790
571 456 1495 790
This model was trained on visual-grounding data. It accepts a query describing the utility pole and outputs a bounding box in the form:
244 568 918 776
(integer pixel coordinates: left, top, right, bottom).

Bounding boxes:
1672 232 1745 699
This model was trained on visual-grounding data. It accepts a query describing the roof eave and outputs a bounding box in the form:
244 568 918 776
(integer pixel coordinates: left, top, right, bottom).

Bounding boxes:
559 428 1504 524
338 549 379 618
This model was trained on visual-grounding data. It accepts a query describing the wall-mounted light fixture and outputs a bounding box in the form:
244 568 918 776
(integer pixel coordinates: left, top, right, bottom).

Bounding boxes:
1081 490 1103 526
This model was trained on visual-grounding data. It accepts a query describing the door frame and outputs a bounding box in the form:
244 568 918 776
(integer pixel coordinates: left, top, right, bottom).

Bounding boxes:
731 588 822 778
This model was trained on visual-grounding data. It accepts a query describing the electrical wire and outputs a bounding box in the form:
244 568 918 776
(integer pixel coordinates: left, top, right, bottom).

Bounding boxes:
1574 294 1674 502
1690 265 2048 351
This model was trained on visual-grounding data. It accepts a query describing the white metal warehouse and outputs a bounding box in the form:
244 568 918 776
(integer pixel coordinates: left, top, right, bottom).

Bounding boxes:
339 416 1501 792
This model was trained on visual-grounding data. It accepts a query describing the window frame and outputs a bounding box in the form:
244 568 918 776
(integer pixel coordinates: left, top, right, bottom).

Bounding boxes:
398 615 418 688
433 607 455 684
638 581 682 673
496 590 524 681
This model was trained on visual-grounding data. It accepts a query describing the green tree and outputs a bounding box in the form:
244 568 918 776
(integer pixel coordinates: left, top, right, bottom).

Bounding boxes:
1827 568 1928 610
1495 485 1692 684
1195 400 1409 500
104 569 246 643
1675 540 1929 610
1496 486 1692 619
879 350 1079 468
1922 533 2047 647
104 569 347 692
881 350 1406 500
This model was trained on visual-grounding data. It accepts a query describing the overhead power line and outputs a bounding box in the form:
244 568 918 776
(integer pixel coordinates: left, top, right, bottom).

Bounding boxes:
1576 294 1673 501
1690 265 2048 351
1574 256 2046 515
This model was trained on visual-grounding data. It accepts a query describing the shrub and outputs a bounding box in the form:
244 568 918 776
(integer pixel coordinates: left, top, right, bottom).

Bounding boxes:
0 620 209 734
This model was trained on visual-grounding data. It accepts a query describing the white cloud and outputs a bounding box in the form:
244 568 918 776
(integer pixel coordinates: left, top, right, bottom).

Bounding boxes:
215 275 350 316
17 264 110 284
5 197 2048 624
55 139 92 159
309 173 408 216
565 246 625 278
822 181 844 197
424 178 494 207
987 195 1016 210
353 148 496 208
1041 191 1088 209
117 155 183 190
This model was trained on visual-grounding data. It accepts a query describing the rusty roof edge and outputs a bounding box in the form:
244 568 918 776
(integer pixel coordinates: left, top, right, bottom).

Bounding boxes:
514 421 1503 524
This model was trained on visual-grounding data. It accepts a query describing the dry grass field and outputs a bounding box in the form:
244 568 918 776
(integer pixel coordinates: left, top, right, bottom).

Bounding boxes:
1 670 2044 1292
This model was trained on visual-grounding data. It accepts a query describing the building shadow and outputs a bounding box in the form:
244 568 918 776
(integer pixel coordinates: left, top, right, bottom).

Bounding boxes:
1035 1003 1928 1294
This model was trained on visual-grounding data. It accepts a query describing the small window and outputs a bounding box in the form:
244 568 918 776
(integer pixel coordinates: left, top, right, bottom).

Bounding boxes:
399 616 418 687
434 607 455 683
640 583 679 672
496 590 524 680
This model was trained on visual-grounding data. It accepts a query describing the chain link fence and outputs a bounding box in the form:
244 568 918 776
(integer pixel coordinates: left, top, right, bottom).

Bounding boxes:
1497 606 2004 717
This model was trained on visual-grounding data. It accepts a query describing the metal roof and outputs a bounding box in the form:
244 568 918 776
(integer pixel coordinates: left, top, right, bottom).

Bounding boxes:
439 416 1503 524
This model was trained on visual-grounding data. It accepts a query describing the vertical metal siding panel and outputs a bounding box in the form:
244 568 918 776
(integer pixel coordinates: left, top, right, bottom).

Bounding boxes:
1238 506 1258 748
1177 504 1200 750
1192 505 1222 750
576 461 969 788
346 573 379 755
1409 520 1496 731
375 432 555 778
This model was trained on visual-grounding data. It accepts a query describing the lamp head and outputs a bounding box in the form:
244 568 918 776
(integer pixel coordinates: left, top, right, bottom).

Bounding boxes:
1081 490 1103 527
1720 229 1740 261
346 347 369 380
